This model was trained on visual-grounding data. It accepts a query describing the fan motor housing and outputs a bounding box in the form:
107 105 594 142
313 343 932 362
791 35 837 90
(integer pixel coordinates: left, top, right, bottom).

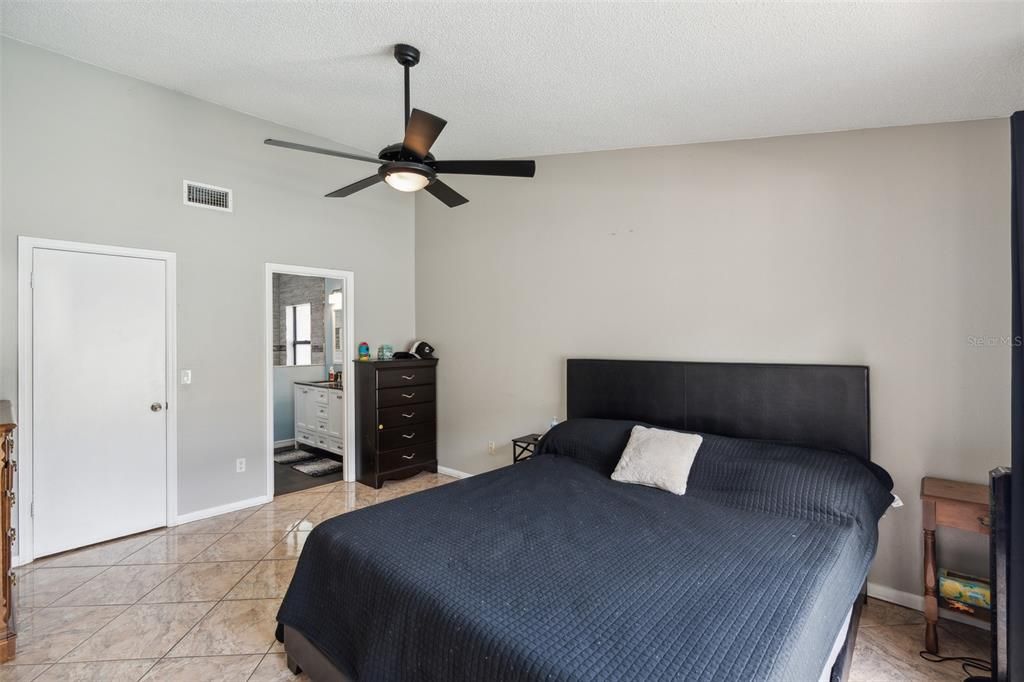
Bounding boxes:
378 142 435 164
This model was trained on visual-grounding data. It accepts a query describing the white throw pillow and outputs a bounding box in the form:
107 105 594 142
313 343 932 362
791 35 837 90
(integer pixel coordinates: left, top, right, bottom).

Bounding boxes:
610 426 703 495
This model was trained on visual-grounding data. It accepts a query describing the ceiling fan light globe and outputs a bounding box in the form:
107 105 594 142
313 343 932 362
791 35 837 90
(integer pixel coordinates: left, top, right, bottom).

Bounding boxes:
384 170 431 192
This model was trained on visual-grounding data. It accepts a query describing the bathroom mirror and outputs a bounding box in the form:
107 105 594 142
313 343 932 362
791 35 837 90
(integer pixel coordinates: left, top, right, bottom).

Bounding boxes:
332 308 344 358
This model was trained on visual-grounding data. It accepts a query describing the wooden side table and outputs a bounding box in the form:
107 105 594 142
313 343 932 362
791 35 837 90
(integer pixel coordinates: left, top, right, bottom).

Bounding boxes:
921 476 990 654
512 434 541 463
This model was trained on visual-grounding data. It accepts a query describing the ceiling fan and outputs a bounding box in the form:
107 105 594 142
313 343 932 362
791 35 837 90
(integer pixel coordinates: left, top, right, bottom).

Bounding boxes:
264 44 536 207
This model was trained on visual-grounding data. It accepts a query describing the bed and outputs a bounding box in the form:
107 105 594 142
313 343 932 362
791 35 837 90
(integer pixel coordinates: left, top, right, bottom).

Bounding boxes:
276 359 894 681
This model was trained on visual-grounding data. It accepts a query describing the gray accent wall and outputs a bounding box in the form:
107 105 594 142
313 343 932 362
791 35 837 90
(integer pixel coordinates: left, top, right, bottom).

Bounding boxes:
415 119 1011 599
0 39 416 516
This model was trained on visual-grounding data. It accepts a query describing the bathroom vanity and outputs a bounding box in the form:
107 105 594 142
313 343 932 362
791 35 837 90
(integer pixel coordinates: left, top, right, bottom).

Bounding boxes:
293 382 344 457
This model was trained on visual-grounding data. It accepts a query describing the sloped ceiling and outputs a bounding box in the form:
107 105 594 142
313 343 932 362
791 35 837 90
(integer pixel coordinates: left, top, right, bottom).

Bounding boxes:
2 1 1022 159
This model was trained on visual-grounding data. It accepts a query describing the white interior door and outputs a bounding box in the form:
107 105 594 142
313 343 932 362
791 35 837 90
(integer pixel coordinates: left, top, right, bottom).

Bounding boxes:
33 247 167 556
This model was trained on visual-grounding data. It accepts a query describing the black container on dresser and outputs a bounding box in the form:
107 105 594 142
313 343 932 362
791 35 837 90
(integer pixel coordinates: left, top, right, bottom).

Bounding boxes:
353 359 438 488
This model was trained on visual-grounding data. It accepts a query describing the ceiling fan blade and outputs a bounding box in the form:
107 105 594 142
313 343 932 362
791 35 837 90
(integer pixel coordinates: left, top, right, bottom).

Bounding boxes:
402 109 447 159
425 180 469 207
325 175 383 197
430 160 536 178
265 139 382 165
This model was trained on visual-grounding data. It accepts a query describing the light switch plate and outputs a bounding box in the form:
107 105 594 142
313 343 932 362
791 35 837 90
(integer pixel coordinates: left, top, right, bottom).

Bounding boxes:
181 370 192 385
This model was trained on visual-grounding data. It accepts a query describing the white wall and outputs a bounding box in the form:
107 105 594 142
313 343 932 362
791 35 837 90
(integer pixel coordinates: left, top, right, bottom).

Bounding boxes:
416 119 1011 597
1 39 416 516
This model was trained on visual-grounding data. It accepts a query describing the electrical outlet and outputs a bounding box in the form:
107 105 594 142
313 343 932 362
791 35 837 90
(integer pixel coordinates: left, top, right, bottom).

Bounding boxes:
236 458 246 473
180 370 192 385
488 441 496 455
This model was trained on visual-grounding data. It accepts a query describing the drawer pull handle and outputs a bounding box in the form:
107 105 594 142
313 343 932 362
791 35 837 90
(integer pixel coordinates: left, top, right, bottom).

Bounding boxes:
401 393 416 399
979 516 991 528
402 433 416 439
402 374 415 380
403 453 416 460
402 412 416 418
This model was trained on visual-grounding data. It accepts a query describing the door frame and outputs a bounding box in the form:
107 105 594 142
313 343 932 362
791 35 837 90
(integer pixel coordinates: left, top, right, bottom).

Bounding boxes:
16 237 178 565
265 263 356 494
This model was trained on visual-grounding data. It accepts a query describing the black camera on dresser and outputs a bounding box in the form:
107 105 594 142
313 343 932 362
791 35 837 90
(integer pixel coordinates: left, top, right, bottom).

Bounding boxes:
353 358 438 489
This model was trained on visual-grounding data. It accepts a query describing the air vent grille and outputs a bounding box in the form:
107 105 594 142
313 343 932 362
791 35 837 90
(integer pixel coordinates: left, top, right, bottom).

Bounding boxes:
183 180 232 212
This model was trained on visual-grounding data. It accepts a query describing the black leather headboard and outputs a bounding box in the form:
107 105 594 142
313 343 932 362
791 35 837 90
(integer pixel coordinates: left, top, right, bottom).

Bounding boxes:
566 359 871 460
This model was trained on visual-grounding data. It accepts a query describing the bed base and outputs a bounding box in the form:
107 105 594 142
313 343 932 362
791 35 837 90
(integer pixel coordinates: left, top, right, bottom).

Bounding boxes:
284 625 351 682
282 586 867 682
827 585 867 682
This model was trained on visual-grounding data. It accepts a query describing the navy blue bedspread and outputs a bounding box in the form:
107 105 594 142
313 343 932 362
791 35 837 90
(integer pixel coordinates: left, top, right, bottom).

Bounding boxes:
277 419 893 681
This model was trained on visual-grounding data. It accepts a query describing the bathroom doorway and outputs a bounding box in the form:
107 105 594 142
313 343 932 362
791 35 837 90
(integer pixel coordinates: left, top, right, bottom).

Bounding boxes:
265 264 355 496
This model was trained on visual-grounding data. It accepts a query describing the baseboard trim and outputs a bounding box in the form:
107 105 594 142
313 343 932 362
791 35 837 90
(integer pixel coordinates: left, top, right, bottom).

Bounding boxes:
438 466 473 479
868 582 989 631
274 439 295 449
173 494 271 525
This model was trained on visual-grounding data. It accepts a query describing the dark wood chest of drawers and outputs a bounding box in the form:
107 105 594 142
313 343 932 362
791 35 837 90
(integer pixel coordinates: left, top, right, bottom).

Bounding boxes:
353 359 438 489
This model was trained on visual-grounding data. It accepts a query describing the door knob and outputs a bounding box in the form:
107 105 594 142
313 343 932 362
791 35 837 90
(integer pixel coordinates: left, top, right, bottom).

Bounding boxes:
150 403 163 412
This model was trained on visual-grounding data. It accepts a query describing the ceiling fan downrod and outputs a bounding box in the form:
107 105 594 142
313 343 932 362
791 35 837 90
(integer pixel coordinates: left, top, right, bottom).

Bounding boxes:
394 44 420 130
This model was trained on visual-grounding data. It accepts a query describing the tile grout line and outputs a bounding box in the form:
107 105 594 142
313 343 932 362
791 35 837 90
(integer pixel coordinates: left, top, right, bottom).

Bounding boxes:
150 514 279 668
147 600 217 668
25 565 109 610
52 563 187 612
247 652 270 681
232 485 337 679
150 513 257 664
136 657 160 680
46 602 133 666
43 519 247 668
52 559 184 662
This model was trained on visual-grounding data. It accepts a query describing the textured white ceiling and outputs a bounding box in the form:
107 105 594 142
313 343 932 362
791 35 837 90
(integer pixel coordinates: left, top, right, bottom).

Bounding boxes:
2 2 1022 160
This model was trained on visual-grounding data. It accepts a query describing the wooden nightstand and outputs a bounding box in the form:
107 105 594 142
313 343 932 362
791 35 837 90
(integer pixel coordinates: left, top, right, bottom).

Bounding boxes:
921 476 990 654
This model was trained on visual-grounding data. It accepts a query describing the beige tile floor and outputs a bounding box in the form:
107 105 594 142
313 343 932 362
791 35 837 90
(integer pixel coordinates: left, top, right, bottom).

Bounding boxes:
852 597 991 681
0 472 990 681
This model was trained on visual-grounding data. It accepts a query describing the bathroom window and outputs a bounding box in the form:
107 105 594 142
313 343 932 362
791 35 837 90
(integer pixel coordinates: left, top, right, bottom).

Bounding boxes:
285 303 312 366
